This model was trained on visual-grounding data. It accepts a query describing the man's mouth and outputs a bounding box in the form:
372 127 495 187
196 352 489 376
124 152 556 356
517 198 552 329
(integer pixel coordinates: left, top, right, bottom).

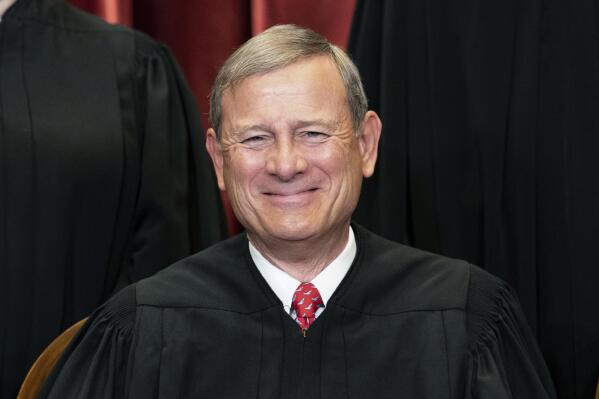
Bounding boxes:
262 187 320 206
264 187 318 196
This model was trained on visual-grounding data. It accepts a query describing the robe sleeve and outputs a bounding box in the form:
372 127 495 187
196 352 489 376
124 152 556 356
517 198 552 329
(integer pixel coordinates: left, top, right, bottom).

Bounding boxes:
466 266 558 398
118 37 225 287
40 285 137 399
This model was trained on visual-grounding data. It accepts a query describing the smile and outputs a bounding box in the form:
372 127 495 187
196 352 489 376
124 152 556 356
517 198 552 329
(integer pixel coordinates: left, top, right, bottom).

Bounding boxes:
265 187 318 196
263 188 319 205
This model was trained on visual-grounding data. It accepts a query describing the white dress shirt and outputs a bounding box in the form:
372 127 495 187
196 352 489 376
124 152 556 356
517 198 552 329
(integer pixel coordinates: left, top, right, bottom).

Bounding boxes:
249 227 356 318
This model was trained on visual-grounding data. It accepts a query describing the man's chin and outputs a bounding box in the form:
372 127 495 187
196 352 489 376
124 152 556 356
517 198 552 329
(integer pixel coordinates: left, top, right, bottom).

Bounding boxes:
259 222 320 243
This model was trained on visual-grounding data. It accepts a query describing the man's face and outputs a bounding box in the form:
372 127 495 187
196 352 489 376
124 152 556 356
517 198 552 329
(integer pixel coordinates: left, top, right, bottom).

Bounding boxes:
206 55 380 245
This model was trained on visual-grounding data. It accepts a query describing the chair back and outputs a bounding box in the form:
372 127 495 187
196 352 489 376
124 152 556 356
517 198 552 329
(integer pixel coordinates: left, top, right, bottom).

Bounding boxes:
17 318 88 399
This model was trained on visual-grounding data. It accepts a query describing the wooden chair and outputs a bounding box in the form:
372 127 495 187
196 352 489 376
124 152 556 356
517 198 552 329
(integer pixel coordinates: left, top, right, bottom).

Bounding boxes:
17 318 88 399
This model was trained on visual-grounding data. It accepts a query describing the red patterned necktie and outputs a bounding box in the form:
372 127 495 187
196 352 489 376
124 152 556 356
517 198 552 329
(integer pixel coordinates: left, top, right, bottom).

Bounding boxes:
291 282 324 336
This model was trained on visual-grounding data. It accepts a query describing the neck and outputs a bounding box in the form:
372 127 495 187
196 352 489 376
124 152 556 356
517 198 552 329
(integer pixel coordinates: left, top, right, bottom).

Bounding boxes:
248 224 350 282
0 0 17 18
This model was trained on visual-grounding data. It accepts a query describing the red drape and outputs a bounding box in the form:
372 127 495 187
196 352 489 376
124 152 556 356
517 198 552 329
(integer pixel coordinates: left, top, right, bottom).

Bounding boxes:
68 0 357 234
70 0 131 25
250 0 355 44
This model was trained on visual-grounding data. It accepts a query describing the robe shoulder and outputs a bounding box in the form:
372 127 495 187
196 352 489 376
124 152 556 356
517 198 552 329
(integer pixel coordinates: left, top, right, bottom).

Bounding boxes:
135 234 273 313
343 225 532 324
338 225 472 313
15 0 174 61
40 285 137 398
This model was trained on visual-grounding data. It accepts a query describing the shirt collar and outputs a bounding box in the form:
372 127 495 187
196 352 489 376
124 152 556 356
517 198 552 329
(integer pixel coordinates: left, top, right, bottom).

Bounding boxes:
249 227 356 311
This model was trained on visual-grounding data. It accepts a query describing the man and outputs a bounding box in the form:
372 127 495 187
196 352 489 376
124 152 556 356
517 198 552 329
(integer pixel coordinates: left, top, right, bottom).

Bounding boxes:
41 25 557 398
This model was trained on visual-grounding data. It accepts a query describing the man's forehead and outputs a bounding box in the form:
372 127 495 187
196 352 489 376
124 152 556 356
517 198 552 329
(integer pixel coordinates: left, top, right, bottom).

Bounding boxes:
224 59 345 106
224 56 342 98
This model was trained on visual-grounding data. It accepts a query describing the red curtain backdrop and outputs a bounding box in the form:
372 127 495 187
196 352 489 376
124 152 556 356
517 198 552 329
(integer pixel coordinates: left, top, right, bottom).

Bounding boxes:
70 0 131 24
250 0 355 42
69 0 356 234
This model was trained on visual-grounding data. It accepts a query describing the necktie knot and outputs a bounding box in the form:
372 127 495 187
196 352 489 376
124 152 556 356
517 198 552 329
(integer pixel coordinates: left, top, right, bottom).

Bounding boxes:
291 282 324 333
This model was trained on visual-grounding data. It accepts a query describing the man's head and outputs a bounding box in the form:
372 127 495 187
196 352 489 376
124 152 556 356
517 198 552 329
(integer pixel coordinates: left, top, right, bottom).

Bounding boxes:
206 24 382 248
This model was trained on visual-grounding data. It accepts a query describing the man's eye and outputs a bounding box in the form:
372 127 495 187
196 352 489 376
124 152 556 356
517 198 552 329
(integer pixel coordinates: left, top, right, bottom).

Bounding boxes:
242 135 267 144
301 131 329 140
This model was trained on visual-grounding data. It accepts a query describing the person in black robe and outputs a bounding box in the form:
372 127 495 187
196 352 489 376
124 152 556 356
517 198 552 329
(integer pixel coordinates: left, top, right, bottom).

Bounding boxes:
41 24 556 398
0 0 225 397
348 2 599 397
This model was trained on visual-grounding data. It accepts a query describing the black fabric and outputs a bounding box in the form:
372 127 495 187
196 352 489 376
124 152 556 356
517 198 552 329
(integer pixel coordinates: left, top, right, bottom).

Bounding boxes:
41 225 556 398
348 1 599 398
0 0 226 396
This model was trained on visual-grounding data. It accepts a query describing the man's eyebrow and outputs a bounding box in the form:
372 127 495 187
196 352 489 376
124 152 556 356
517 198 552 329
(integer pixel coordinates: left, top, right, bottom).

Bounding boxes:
230 124 272 136
292 119 339 130
230 119 339 136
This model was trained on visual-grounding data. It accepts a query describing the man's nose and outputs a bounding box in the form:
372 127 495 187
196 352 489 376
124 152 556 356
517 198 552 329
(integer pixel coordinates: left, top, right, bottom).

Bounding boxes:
265 138 308 181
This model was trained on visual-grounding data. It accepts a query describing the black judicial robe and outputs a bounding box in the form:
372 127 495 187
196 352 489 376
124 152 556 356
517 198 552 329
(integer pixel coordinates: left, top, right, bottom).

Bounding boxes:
41 225 557 398
349 2 599 397
0 0 224 397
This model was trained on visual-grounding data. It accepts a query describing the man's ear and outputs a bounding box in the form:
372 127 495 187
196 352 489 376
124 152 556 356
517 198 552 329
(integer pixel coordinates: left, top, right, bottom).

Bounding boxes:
205 128 226 191
357 111 382 178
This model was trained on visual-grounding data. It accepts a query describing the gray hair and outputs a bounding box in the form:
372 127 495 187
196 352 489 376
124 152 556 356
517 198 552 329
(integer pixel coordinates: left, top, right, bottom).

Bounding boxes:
209 24 368 139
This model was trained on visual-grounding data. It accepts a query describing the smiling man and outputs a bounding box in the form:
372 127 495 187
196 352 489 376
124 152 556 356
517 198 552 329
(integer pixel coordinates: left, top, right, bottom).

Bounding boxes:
41 25 557 398
205 43 380 287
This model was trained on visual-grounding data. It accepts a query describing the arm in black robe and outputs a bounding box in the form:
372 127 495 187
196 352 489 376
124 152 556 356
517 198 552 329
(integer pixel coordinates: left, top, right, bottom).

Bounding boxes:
465 266 557 398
